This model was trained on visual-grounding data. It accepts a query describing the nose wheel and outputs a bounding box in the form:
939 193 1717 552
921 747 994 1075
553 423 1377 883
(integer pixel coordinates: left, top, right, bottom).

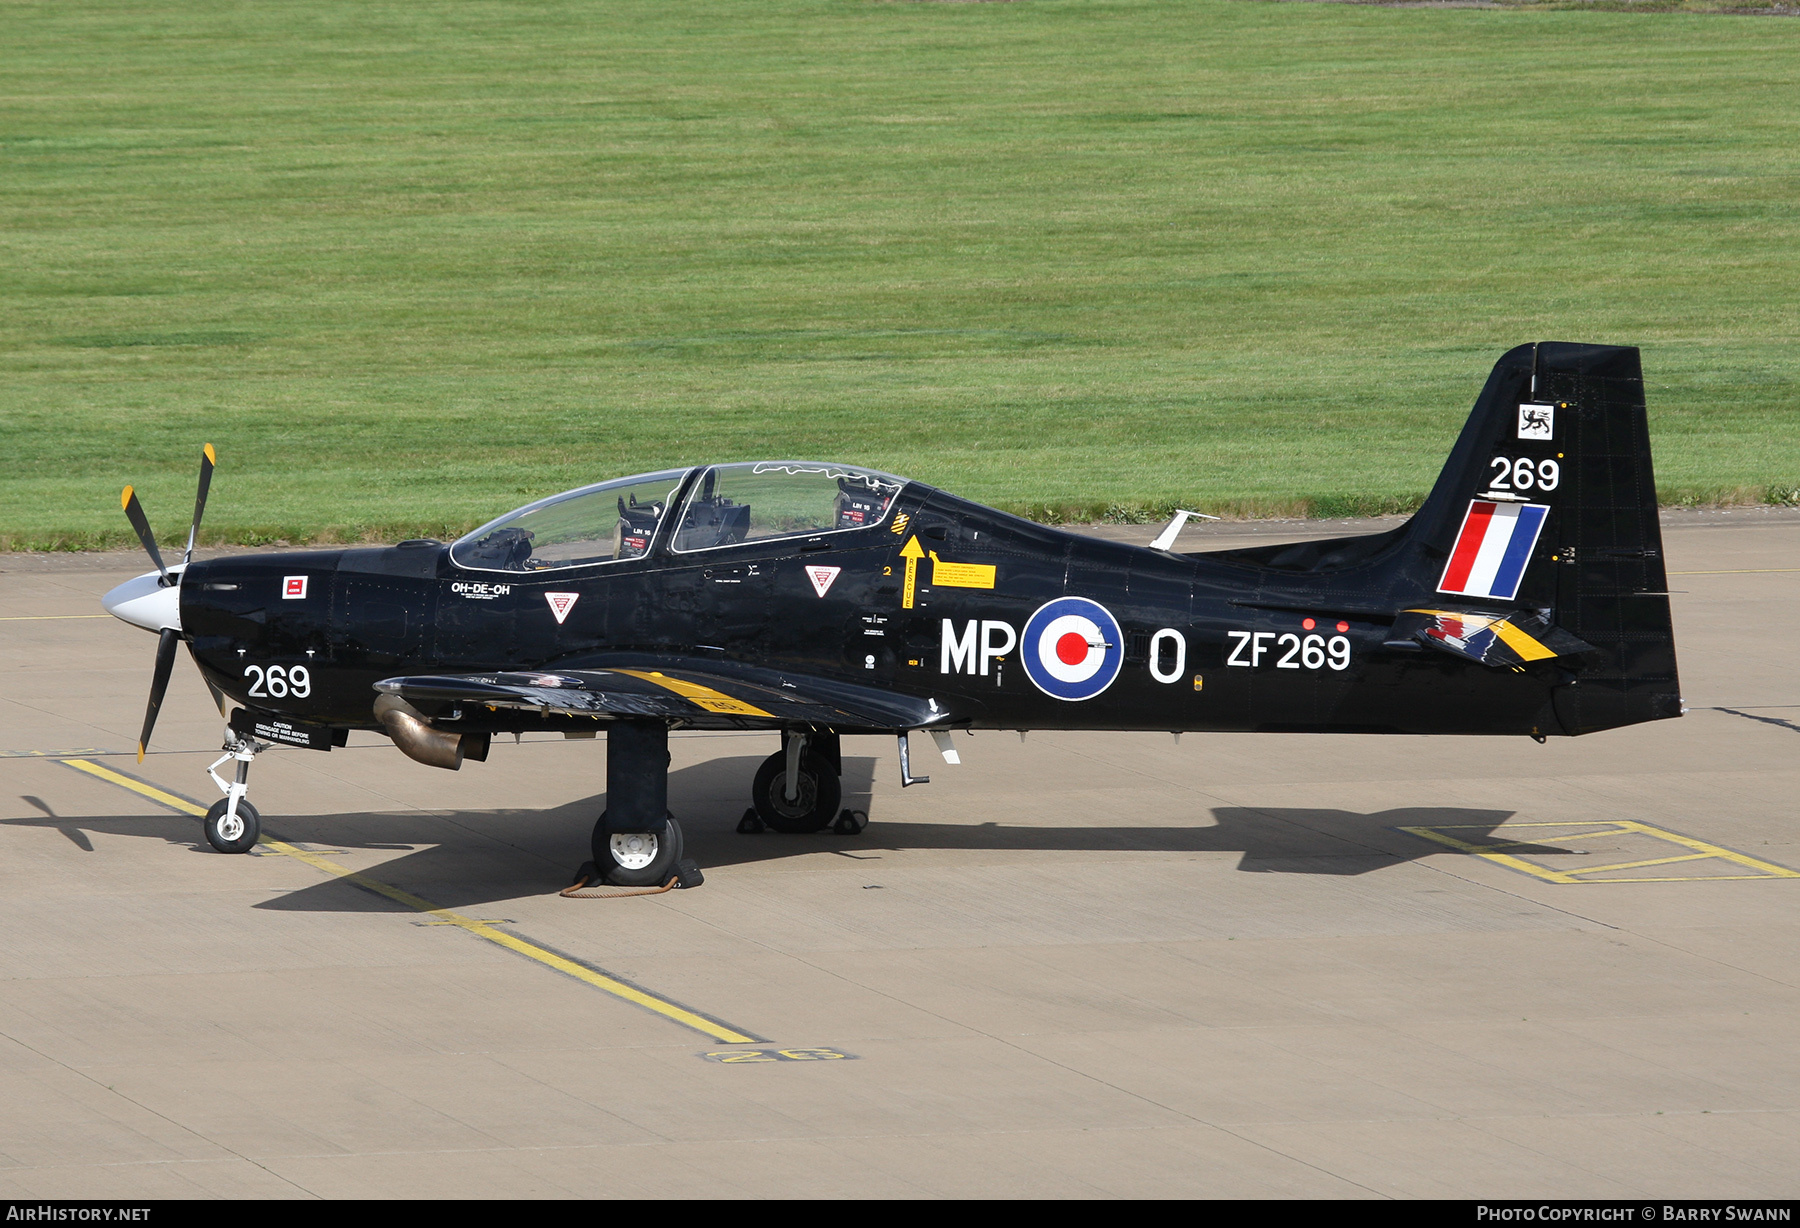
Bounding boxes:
203 735 268 854
204 798 261 853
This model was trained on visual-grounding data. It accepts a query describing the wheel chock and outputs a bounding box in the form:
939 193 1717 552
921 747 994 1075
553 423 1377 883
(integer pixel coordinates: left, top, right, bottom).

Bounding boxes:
736 808 765 834
675 858 705 889
833 809 868 835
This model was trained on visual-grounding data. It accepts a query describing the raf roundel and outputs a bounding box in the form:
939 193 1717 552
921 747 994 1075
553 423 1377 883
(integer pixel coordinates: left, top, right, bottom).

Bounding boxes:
1019 597 1124 702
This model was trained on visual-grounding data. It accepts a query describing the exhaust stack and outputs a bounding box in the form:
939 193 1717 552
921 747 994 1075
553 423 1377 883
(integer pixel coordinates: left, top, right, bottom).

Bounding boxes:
373 695 489 770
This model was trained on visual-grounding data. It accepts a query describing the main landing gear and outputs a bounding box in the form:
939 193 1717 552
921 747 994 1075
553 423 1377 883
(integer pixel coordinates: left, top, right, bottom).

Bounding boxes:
737 731 864 835
203 735 267 853
590 721 686 886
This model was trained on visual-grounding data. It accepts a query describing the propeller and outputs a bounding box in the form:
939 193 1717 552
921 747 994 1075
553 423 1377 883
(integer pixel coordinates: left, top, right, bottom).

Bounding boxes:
184 442 215 566
141 628 181 761
113 444 217 760
120 485 170 586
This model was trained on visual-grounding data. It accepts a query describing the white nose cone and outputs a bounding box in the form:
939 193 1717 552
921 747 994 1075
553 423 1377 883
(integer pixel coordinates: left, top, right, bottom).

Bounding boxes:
102 567 183 633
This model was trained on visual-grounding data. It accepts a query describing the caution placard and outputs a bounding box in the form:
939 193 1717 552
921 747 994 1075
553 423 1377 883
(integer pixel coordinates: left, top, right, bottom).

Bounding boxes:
929 551 996 589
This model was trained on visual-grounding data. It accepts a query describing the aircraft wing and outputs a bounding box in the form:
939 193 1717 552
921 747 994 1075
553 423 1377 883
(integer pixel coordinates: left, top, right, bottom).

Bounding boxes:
373 664 947 731
1391 608 1595 668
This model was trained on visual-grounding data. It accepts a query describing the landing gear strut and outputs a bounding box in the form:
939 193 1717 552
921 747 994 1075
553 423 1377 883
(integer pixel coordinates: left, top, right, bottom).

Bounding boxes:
592 721 684 885
203 735 267 853
748 731 843 834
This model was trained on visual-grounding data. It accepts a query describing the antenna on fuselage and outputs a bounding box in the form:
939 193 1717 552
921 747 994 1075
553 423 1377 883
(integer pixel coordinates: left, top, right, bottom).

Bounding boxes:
1149 508 1219 552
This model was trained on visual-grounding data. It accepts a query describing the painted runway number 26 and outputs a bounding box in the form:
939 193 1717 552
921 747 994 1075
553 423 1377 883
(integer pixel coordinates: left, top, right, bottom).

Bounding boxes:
1227 631 1350 671
702 1047 855 1063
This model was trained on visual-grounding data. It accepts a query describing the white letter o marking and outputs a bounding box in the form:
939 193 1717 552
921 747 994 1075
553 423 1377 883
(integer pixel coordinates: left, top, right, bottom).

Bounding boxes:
1149 628 1186 684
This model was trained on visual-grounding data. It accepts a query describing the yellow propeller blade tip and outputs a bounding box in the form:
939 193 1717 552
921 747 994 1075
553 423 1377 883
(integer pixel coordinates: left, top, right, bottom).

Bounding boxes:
121 486 134 510
203 443 216 464
136 743 146 763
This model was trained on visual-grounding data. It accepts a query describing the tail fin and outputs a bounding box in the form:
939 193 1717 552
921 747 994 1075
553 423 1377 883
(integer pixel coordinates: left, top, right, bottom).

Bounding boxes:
1405 342 1681 733
1202 343 1681 735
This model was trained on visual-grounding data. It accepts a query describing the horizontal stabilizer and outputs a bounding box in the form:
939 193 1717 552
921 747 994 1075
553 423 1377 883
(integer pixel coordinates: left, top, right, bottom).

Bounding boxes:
1391 608 1594 669
375 662 945 731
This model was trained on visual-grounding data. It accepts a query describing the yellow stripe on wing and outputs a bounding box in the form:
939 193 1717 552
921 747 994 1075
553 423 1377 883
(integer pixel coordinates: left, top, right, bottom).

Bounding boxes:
612 669 774 718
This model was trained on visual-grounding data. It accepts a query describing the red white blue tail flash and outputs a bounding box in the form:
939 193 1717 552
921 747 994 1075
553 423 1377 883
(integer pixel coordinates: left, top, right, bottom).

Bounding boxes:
1438 500 1549 601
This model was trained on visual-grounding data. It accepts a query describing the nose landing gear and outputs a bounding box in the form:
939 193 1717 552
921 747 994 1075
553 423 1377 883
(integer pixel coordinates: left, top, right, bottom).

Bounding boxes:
203 735 267 853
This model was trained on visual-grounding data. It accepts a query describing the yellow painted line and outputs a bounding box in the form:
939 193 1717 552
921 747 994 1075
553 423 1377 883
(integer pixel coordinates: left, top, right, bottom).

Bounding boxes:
1572 852 1715 876
1401 820 1800 884
57 758 762 1044
1449 827 1623 853
1400 826 1581 883
1668 568 1800 575
0 614 114 621
64 757 211 814
612 669 773 718
1605 820 1800 878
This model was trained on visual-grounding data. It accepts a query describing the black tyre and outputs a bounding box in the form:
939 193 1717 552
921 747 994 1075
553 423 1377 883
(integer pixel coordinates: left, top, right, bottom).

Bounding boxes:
592 813 684 886
751 750 842 834
203 799 260 854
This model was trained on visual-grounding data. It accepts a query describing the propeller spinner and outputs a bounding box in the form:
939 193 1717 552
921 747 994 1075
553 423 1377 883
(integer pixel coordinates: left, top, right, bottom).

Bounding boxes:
100 444 217 760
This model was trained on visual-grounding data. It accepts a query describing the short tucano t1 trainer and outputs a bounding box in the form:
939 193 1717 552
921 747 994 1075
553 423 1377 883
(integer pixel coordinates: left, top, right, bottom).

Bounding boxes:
103 343 1682 884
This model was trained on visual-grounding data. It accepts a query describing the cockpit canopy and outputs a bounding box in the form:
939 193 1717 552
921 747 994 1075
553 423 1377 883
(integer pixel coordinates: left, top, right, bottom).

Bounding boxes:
450 462 907 572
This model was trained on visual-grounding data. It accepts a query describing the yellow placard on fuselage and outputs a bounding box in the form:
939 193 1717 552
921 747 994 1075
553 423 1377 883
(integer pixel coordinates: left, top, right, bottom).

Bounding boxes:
928 551 996 590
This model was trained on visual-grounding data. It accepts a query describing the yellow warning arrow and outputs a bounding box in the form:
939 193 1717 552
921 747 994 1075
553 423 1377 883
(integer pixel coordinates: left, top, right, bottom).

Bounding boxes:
899 535 925 609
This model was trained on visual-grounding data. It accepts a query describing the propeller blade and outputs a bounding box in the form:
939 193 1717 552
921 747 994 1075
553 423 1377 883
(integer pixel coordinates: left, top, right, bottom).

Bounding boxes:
120 486 170 583
138 627 180 762
183 442 216 565
203 676 231 720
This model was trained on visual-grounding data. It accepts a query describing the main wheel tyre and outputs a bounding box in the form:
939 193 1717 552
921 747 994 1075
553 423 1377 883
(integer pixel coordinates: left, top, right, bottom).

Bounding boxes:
203 799 260 854
592 813 684 886
751 751 842 834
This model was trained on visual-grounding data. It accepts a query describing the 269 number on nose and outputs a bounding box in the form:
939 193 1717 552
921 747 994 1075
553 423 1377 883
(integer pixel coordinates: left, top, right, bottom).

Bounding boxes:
244 664 311 698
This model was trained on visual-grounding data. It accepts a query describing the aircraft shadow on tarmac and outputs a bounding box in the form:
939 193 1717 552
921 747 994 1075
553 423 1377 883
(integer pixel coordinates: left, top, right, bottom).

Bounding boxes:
14 756 1579 914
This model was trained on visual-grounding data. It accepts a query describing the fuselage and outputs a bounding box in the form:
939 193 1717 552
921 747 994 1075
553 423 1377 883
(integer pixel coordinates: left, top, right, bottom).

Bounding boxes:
176 476 1568 740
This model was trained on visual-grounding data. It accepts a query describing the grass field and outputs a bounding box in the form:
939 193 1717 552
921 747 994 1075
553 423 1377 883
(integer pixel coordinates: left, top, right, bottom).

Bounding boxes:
3 0 1797 549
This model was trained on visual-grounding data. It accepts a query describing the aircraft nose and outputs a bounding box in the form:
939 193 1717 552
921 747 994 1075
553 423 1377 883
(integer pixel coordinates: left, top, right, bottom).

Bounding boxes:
101 568 183 633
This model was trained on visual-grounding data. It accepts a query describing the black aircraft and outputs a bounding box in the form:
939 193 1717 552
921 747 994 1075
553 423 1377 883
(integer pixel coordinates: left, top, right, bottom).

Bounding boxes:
102 343 1681 885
